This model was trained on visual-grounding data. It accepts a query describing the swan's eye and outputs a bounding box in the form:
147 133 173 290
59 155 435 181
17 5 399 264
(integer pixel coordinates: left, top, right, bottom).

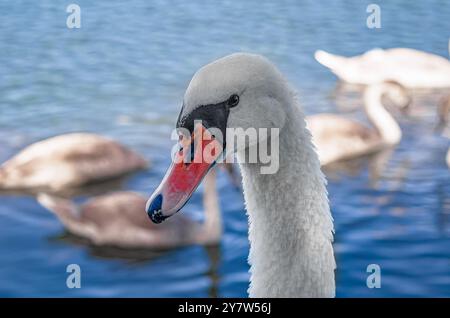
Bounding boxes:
227 94 239 108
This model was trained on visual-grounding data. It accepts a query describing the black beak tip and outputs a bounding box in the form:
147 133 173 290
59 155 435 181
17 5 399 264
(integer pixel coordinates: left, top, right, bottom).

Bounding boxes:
149 210 167 224
146 194 167 224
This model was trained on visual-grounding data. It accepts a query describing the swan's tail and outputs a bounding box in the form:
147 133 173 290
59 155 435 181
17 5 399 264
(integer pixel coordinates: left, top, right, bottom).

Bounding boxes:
314 50 348 71
0 168 6 189
0 164 22 190
36 193 86 236
0 166 12 189
436 95 450 133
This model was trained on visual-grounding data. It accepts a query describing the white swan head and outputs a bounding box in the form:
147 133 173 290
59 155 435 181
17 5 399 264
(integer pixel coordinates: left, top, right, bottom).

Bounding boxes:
382 81 411 110
183 53 288 133
146 53 290 223
365 80 411 112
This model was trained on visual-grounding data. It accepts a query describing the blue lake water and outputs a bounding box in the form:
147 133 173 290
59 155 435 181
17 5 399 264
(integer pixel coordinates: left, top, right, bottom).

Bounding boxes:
0 1 449 297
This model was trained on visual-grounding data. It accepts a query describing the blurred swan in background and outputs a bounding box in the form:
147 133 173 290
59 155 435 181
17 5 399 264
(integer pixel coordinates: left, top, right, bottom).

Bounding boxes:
0 133 148 192
436 95 450 168
447 150 450 169
315 44 450 88
37 169 221 249
307 81 410 165
437 95 450 137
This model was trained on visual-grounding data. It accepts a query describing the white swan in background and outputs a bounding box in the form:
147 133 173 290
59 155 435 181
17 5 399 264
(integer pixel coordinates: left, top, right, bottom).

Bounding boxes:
307 81 410 165
0 133 148 191
436 95 450 168
145 53 335 297
315 45 450 88
437 95 450 137
37 169 221 249
447 150 450 169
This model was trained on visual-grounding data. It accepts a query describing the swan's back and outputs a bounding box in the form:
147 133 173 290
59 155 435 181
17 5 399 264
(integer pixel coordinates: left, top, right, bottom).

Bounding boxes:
80 192 151 229
307 114 382 165
38 191 203 248
0 133 147 191
315 48 450 88
384 48 450 68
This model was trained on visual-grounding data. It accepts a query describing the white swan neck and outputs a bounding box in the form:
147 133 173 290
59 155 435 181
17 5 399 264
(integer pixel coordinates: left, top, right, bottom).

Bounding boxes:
364 84 402 145
238 100 335 297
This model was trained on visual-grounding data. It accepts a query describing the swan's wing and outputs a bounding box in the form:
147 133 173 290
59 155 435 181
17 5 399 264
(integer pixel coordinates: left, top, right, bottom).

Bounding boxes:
314 49 389 84
307 114 381 165
315 48 450 87
57 134 148 184
385 48 450 68
81 192 151 228
0 133 147 189
80 191 201 248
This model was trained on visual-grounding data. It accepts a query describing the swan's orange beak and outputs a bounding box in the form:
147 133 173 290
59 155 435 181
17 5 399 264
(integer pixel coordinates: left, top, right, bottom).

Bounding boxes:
146 124 223 223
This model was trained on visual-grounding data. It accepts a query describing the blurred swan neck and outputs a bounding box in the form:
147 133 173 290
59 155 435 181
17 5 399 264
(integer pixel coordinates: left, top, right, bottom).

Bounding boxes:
364 84 402 145
196 169 221 244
